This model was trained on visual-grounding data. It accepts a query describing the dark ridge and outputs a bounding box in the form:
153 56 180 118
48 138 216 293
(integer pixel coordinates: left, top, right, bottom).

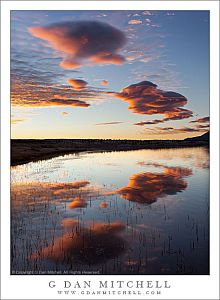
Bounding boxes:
184 131 209 142
11 132 209 166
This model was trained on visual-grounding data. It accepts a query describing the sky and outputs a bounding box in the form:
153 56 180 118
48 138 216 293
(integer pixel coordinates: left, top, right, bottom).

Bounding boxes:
11 10 210 140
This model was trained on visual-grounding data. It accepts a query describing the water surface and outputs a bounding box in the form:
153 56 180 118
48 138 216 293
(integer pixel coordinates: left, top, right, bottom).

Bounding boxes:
11 147 209 275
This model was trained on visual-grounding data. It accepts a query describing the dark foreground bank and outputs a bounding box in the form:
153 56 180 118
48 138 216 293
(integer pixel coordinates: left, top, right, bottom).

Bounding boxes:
11 132 209 166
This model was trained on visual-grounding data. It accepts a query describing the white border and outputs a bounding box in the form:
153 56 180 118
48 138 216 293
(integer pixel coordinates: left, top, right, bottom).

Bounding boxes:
1 1 219 299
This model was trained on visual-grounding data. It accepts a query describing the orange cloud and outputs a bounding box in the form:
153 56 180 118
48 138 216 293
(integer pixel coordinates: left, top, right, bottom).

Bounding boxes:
128 20 142 25
91 52 125 65
60 60 81 69
112 166 192 204
101 80 108 86
49 98 90 107
67 79 88 90
29 21 126 69
11 76 104 108
114 81 193 123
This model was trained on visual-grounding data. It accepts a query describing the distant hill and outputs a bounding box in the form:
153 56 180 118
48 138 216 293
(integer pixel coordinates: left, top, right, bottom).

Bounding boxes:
184 131 209 142
11 133 209 166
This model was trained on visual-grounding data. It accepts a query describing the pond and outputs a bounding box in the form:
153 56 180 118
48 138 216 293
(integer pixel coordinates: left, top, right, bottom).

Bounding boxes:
11 147 209 275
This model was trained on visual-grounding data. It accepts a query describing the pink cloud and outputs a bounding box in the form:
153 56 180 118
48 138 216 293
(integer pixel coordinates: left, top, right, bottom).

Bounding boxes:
67 79 88 90
29 21 127 69
113 81 193 123
101 80 108 86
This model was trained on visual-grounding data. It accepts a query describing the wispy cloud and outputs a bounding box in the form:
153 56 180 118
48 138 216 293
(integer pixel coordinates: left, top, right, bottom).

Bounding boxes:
11 74 105 108
49 98 90 107
95 121 124 126
194 124 209 129
190 116 210 123
143 125 208 135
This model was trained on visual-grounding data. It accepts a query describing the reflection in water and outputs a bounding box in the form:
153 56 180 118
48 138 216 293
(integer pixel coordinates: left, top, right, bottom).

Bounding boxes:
50 180 90 195
11 180 101 209
11 147 209 275
31 220 126 265
68 197 87 209
99 201 108 208
113 166 192 204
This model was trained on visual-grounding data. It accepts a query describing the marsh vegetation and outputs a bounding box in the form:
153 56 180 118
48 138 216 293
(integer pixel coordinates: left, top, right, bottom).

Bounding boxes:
11 147 209 275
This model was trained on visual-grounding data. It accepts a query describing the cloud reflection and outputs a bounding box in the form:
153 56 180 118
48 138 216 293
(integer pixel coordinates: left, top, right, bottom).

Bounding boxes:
31 220 126 265
112 166 192 204
11 180 98 209
68 197 87 209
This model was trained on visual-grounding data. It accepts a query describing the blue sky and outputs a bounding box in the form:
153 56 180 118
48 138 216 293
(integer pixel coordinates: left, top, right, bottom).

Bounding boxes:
11 10 209 139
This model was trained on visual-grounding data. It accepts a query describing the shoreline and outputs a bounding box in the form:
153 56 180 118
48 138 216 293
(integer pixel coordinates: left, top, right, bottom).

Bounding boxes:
11 139 209 166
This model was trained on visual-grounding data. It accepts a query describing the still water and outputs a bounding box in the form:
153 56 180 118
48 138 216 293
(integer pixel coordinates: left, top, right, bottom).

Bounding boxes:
11 147 209 275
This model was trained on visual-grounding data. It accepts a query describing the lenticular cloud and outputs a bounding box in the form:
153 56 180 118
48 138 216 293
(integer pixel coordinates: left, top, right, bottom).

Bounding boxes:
114 81 193 124
29 21 127 69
